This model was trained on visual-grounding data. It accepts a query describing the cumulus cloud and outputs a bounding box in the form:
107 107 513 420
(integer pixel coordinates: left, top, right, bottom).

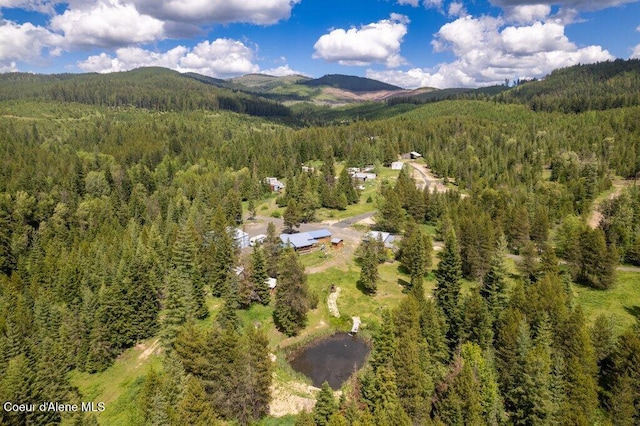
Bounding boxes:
132 0 299 25
368 13 612 88
0 20 62 69
77 38 259 77
313 14 409 67
262 64 307 77
180 39 259 76
50 0 164 48
504 4 552 23
396 0 420 6
632 45 640 59
448 2 467 17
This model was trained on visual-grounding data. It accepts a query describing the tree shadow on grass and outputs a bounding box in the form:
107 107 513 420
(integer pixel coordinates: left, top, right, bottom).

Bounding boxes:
397 278 410 293
624 305 640 321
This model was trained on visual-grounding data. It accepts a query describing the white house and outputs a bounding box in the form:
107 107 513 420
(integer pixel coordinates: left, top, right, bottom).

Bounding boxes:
391 161 404 170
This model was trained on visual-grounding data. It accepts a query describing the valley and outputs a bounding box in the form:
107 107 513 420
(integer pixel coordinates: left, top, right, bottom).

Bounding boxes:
1 60 640 425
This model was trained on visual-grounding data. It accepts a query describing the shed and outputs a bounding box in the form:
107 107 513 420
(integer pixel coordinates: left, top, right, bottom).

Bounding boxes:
352 172 376 182
230 227 250 249
391 161 404 170
364 231 395 248
410 151 422 159
331 238 344 249
267 277 277 289
307 229 332 244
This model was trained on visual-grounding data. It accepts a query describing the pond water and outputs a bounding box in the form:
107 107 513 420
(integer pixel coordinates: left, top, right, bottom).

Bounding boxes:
288 332 370 390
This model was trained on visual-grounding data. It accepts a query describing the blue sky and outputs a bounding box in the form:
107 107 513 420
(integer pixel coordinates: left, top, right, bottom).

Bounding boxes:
0 0 639 88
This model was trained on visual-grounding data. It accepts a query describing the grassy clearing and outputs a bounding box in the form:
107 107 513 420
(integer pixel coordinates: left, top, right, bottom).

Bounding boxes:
572 271 640 333
67 337 163 425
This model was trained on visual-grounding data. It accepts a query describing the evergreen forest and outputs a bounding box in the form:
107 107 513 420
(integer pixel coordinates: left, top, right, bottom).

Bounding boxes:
1 59 640 425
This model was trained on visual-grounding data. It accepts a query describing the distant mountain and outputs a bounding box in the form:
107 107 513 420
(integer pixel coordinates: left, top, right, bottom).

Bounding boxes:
387 85 508 105
498 59 640 113
300 74 403 92
230 73 311 90
0 67 292 117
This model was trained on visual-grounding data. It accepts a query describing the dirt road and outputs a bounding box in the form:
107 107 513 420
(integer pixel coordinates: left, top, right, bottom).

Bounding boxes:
406 162 448 193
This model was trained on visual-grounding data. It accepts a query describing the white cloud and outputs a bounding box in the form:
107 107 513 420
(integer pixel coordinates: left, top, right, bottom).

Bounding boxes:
424 0 443 9
368 13 612 89
0 0 60 13
77 38 259 78
0 20 62 69
262 64 307 77
501 21 574 54
0 61 18 72
180 39 259 76
632 44 640 59
447 2 466 17
132 0 300 25
396 0 420 6
504 4 552 23
313 14 409 67
50 0 165 48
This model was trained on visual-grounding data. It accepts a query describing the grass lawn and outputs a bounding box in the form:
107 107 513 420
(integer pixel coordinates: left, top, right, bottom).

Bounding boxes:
299 249 333 268
67 337 163 425
572 271 640 333
315 164 401 222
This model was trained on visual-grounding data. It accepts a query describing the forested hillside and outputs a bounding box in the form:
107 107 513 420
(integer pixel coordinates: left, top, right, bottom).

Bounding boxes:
0 68 291 117
1 61 640 425
498 58 640 113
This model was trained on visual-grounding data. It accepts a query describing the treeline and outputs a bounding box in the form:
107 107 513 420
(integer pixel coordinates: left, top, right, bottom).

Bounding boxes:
0 68 291 117
498 59 640 113
376 165 618 290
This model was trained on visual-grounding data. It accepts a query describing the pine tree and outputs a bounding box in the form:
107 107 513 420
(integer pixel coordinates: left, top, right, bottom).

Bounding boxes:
434 225 463 350
314 381 338 426
358 240 379 295
161 268 188 349
376 186 404 233
178 376 220 426
481 234 509 322
273 248 310 336
337 166 358 205
392 297 432 423
283 199 302 233
295 410 316 426
207 208 237 297
577 227 616 290
369 309 396 371
250 246 270 305
171 219 207 319
223 189 243 224
462 289 494 351
263 222 282 279
398 222 432 292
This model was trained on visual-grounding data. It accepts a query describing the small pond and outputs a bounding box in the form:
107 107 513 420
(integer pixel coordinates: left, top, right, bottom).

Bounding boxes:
288 332 370 390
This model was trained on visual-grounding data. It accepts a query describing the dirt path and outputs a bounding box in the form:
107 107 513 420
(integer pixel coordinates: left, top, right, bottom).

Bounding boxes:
588 179 631 229
406 162 448 193
327 287 341 317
